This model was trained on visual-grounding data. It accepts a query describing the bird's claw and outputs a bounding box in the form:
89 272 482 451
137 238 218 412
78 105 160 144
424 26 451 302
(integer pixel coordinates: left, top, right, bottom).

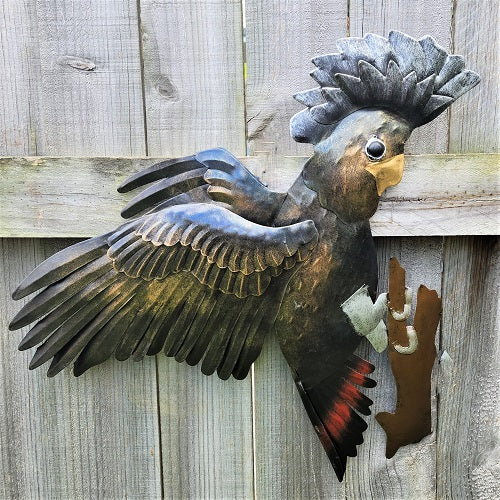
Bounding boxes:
389 287 412 321
393 326 419 354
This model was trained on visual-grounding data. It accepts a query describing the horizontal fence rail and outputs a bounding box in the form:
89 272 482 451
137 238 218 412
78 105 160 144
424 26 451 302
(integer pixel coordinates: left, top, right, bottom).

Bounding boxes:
1 154 498 238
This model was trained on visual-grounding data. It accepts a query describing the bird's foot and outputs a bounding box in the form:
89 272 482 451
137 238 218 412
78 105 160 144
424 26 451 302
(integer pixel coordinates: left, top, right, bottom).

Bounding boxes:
341 286 389 352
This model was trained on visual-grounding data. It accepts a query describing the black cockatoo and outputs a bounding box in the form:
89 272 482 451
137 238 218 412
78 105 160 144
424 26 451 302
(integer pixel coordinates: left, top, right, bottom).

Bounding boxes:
9 31 479 480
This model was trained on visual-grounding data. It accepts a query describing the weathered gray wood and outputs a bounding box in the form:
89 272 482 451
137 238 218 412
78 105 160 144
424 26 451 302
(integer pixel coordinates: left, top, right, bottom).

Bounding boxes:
245 0 348 165
349 0 453 155
0 1 163 498
140 0 246 156
244 1 458 497
156 361 254 499
449 0 499 153
253 238 444 499
0 1 40 155
436 3 500 498
0 239 162 500
244 3 346 497
253 335 345 498
437 236 499 499
0 154 497 238
138 1 254 498
25 0 145 156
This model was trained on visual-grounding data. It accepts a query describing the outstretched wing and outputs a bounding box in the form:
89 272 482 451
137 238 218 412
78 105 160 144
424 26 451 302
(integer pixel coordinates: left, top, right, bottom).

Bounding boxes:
109 203 317 298
118 147 285 224
10 203 318 379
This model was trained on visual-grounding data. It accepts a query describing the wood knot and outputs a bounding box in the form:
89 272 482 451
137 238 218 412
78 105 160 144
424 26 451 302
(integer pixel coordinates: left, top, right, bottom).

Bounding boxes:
57 55 96 71
156 75 179 101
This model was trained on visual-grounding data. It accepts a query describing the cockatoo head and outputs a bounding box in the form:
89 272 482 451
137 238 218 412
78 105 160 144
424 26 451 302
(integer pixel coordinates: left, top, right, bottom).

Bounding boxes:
290 31 479 221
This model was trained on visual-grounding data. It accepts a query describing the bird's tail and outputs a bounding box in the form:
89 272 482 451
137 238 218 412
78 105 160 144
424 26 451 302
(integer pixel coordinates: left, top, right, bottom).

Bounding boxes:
293 354 376 481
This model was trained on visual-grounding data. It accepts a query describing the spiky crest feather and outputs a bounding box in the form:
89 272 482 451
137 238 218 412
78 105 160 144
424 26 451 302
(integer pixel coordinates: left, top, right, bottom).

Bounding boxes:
290 31 480 144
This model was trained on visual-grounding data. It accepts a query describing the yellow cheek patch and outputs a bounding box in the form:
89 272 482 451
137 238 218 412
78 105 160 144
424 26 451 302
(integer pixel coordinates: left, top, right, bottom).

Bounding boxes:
365 154 405 195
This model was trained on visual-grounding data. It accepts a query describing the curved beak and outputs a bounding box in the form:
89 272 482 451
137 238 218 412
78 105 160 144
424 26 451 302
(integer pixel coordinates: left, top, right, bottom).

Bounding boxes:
365 154 405 195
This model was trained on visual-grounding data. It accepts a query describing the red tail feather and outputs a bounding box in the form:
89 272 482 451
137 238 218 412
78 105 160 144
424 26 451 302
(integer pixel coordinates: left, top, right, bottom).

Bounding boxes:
339 380 362 408
325 400 351 440
293 355 376 481
346 368 374 387
352 357 375 374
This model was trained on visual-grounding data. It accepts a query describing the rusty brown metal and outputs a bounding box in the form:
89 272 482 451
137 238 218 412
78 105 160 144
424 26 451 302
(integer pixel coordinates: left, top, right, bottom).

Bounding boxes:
376 257 442 458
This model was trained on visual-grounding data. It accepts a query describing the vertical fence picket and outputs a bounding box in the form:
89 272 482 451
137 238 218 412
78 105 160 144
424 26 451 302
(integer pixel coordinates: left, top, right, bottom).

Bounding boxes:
0 1 162 498
345 4 456 496
349 0 453 154
138 1 254 498
244 1 348 496
437 1 499 498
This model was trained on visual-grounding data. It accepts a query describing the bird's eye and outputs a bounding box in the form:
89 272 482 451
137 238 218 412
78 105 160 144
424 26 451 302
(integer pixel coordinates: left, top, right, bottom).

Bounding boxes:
365 137 386 161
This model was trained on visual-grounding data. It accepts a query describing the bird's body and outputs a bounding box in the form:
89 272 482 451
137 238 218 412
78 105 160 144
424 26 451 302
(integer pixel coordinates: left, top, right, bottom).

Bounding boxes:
273 165 376 375
9 31 479 481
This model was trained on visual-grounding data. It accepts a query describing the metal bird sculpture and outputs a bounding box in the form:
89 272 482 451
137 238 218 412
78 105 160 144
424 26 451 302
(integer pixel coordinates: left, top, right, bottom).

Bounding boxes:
9 31 479 481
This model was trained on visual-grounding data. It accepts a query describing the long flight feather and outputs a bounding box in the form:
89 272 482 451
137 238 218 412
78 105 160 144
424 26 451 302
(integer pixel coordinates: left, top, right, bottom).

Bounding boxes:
12 235 108 300
10 256 113 330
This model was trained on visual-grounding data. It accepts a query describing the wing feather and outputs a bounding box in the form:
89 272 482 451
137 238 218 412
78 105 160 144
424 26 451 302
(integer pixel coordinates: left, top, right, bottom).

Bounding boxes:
114 281 168 361
173 291 218 363
11 235 109 300
73 300 137 374
185 292 231 367
108 203 318 299
10 256 113 330
117 148 285 227
120 168 207 218
47 290 139 377
216 299 256 380
145 278 189 356
163 286 206 357
29 278 125 370
201 304 242 376
18 268 116 350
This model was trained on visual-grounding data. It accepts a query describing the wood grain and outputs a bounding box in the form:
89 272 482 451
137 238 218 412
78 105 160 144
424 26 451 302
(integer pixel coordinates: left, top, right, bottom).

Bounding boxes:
32 0 146 155
0 239 162 500
449 0 499 153
436 2 500 497
346 237 443 500
138 1 254 498
140 0 246 156
244 0 348 158
0 1 40 155
0 154 497 238
244 4 348 496
437 236 499 499
0 2 162 498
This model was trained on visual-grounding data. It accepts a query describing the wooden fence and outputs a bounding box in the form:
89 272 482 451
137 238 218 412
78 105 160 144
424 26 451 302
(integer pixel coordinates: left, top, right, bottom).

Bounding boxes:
0 1 498 499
